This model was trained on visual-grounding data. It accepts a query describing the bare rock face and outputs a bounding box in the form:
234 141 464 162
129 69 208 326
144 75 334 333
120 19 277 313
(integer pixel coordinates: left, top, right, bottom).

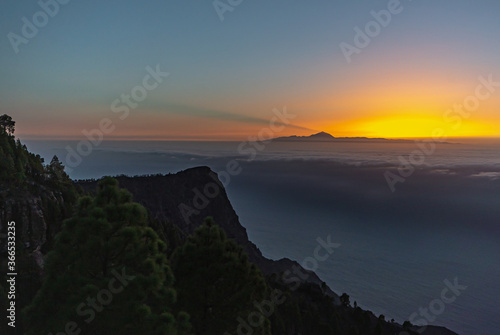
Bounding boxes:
0 188 68 313
1 196 45 252
0 187 68 255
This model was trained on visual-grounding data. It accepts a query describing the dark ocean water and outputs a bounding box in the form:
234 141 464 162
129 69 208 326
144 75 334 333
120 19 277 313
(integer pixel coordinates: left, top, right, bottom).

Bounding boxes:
23 139 500 335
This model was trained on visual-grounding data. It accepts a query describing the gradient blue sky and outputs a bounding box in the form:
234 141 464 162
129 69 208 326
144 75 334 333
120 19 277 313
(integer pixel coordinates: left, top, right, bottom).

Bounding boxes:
1 0 500 139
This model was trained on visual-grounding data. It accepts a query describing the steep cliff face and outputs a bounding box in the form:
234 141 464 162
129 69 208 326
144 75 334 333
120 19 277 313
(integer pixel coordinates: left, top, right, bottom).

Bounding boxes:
0 194 46 268
0 187 74 325
0 187 72 259
76 168 461 335
0 165 462 335
77 167 338 297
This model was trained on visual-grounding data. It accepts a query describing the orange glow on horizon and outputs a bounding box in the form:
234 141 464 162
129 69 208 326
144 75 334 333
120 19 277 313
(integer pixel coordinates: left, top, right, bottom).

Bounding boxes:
321 115 500 139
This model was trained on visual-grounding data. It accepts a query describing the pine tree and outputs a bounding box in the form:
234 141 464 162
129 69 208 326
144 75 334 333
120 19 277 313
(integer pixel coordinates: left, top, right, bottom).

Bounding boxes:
48 155 65 179
340 293 351 307
0 114 15 135
0 115 46 186
171 218 270 335
23 177 190 335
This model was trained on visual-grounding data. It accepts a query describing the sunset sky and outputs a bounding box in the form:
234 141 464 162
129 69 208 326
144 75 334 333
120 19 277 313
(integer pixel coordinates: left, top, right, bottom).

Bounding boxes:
1 0 500 140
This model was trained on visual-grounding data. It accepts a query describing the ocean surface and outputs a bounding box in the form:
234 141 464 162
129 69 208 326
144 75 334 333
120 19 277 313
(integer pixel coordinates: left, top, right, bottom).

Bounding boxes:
23 138 500 335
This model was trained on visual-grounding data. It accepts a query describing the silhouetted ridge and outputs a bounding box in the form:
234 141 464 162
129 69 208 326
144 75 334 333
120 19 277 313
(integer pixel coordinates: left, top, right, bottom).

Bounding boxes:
76 167 335 294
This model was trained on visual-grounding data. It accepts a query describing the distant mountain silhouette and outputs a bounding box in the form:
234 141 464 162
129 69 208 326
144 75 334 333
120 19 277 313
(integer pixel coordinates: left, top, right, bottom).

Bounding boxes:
309 131 336 140
273 131 413 142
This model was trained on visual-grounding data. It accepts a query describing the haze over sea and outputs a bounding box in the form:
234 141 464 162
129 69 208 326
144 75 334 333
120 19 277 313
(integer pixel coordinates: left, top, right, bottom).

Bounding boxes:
24 139 500 335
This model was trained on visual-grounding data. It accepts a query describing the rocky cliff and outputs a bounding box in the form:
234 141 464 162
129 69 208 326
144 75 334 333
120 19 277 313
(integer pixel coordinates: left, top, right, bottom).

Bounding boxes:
76 167 460 335
76 167 338 298
0 165 461 335
0 185 76 335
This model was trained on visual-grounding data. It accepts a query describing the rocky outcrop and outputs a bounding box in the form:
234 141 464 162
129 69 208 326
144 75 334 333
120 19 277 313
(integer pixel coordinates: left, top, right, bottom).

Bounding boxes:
0 187 71 317
0 187 69 256
0 194 46 253
1 166 338 313
0 165 463 335
77 167 339 298
76 167 462 335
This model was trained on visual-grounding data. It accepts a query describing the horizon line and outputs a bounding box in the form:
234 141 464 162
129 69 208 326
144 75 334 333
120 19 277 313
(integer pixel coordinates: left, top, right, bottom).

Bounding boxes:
17 133 500 142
